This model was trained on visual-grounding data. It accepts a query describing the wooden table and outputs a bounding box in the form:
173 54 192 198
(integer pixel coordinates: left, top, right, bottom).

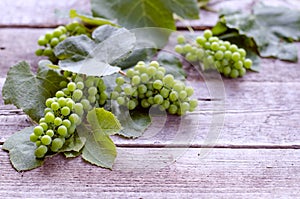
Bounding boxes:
1 0 300 198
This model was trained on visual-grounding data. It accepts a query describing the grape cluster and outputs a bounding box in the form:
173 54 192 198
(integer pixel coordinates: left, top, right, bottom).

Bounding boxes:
30 74 107 158
111 61 198 115
175 29 253 78
35 21 90 62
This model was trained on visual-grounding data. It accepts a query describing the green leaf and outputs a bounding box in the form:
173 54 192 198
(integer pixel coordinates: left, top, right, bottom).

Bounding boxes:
219 4 300 62
60 133 86 153
54 25 136 77
91 0 199 30
64 150 82 158
112 105 151 138
87 108 122 136
157 51 186 80
77 108 121 169
2 61 67 122
2 127 44 171
69 9 120 27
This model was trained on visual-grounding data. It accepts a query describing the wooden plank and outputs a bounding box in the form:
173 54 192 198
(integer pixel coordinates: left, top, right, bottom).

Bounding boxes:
0 0 90 27
0 147 299 198
1 80 300 147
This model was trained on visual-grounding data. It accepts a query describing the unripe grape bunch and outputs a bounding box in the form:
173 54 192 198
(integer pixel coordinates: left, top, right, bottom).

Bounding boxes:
175 29 253 78
30 73 108 158
111 61 198 115
35 21 90 62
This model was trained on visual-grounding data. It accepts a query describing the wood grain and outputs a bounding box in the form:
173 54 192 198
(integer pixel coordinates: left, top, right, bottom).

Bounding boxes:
1 147 299 198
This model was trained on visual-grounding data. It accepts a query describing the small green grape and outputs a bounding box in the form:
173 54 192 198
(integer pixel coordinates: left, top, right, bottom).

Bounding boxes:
203 29 213 39
35 145 48 158
88 87 98 96
57 125 68 137
132 75 141 85
51 138 64 152
30 133 39 142
154 94 164 105
61 106 71 116
244 59 252 69
168 104 178 115
127 100 137 110
117 97 125 105
44 112 55 123
72 89 83 101
46 130 55 137
51 102 60 111
54 117 63 126
41 135 52 145
76 81 85 90
67 82 77 92
169 91 179 102
40 122 48 131
116 77 125 85
153 80 163 90
177 35 186 44
62 119 72 128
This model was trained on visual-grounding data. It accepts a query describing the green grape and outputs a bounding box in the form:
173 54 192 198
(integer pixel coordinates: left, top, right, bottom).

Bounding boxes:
185 53 197 62
72 89 83 101
229 44 238 52
196 36 206 45
155 71 165 80
76 81 84 90
30 133 39 142
111 91 119 100
80 99 91 111
244 59 252 69
114 85 122 93
234 61 243 70
66 99 75 110
59 34 67 41
162 100 170 109
230 69 239 78
239 68 246 77
149 61 159 68
57 97 67 107
39 118 46 123
238 49 246 57
162 74 174 86
35 141 42 147
53 29 63 37
140 73 149 83
43 47 53 56
126 69 135 78
177 35 186 44
67 82 77 92
179 90 188 100
46 130 55 137
147 97 154 105
146 66 157 76
153 80 163 90
141 99 150 108
69 113 79 125
180 102 190 112
40 122 48 131
175 45 184 54
35 145 48 158
51 138 64 152
44 31 52 40
54 117 63 126
189 99 198 109
88 87 98 96
57 125 68 137
116 77 125 85
88 95 96 103
169 91 179 102
62 119 72 128
211 42 219 51
214 51 224 60
61 106 71 116
38 36 48 46
50 38 59 47
231 52 241 62
124 86 133 96
138 84 147 94
185 86 194 97
223 66 231 76
203 29 213 39
35 49 44 56
117 97 125 105
154 94 164 105
146 90 153 98
183 44 192 53
224 51 232 60
127 100 137 110
45 112 55 123
131 75 141 85
160 87 170 98
173 83 184 92
44 107 53 114
59 81 68 88
51 102 60 111
168 104 178 115
46 98 54 108
41 135 52 145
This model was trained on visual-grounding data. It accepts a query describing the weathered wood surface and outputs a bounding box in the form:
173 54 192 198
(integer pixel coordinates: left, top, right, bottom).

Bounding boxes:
1 0 300 198
1 147 300 198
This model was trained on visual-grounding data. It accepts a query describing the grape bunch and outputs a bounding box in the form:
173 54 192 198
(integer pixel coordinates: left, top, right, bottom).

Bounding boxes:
175 29 253 78
111 61 198 115
29 74 108 158
35 21 90 62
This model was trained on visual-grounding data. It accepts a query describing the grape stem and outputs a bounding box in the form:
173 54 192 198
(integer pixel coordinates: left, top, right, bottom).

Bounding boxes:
119 70 127 77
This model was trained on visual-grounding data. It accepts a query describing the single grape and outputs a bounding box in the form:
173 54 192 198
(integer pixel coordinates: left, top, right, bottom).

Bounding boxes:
54 117 63 126
30 133 39 142
124 86 133 96
185 86 194 97
211 42 219 51
37 36 48 46
76 81 85 90
140 73 149 83
230 69 239 78
51 138 64 152
40 122 48 131
46 98 54 107
117 97 125 105
69 113 79 125
67 82 77 92
41 135 52 145
138 84 147 94
88 95 96 103
57 97 67 107
203 29 213 39
169 91 179 102
196 36 206 45
61 106 71 116
141 99 150 108
72 89 83 101
57 125 68 137
168 104 178 115
62 119 72 128
116 77 125 85
46 130 54 137
51 102 60 111
50 38 59 47
177 35 186 44
154 94 164 105
45 112 55 123
175 45 184 54
131 75 141 85
153 80 163 90
88 87 98 96
66 99 75 110
231 52 241 62
244 59 252 69
127 100 137 110
179 90 188 100
35 145 48 158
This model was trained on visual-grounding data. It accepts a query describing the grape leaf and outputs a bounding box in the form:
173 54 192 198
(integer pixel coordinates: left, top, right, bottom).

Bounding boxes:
60 133 86 153
78 108 121 169
54 25 136 77
2 61 67 122
218 4 300 62
2 127 44 171
91 0 199 30
69 9 119 27
157 51 186 80
112 104 151 138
